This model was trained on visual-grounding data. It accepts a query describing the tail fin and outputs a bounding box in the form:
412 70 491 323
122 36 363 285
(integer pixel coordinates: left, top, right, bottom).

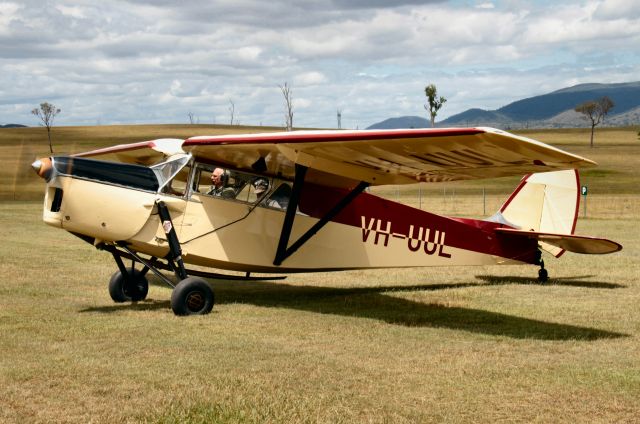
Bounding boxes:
494 170 580 257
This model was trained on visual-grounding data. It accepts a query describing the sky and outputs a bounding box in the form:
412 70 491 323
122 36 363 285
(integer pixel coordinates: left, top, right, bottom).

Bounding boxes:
1 0 639 129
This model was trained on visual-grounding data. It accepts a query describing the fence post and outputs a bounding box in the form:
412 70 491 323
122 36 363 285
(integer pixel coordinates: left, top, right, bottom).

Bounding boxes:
483 187 486 216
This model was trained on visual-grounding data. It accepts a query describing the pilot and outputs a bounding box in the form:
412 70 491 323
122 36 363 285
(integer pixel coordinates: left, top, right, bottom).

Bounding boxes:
208 168 236 198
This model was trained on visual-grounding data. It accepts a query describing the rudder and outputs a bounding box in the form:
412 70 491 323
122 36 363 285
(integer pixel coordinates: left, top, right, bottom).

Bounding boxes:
495 170 580 257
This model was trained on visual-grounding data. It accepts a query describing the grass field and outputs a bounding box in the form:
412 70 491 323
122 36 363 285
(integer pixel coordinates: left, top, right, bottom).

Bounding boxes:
1 124 639 201
1 124 639 422
1 202 638 423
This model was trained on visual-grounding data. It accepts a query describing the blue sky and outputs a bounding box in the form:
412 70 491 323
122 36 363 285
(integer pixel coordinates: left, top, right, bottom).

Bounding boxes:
1 0 638 129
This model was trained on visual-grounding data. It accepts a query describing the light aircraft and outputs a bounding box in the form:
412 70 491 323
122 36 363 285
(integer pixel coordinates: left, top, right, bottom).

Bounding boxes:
31 127 622 315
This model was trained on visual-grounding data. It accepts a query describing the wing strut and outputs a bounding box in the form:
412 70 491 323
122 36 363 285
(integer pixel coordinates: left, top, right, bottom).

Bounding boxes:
273 164 369 266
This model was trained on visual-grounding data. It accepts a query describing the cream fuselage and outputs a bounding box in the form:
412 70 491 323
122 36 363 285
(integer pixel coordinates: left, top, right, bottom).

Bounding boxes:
41 159 536 273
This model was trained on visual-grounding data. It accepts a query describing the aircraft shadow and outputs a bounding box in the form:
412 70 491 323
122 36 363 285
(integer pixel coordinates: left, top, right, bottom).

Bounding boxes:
212 279 625 340
475 275 626 289
81 278 627 341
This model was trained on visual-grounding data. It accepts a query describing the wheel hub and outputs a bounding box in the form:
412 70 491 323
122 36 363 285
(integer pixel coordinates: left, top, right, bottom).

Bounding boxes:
186 291 205 312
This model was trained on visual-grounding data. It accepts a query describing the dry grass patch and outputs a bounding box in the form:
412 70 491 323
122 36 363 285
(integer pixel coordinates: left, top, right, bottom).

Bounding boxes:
0 124 281 200
1 202 639 423
2 125 639 200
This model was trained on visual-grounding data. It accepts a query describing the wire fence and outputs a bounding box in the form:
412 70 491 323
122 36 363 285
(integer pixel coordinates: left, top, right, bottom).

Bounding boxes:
374 187 639 221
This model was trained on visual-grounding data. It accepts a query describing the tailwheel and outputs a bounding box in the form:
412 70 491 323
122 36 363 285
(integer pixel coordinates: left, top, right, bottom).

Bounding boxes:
109 267 149 302
538 259 549 283
171 277 215 316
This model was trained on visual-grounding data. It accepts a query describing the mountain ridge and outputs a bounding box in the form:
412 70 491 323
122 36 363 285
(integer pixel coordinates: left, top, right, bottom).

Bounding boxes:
367 82 640 129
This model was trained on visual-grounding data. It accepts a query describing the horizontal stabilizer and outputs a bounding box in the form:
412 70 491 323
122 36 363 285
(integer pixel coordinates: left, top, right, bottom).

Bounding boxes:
496 228 622 255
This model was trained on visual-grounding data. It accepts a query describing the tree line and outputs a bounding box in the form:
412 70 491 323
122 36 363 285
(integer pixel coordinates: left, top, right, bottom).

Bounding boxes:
27 84 620 154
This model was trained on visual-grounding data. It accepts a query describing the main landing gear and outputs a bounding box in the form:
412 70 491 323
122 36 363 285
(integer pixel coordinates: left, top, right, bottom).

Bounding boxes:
105 201 215 315
107 248 216 315
98 201 283 316
109 267 149 302
171 277 215 315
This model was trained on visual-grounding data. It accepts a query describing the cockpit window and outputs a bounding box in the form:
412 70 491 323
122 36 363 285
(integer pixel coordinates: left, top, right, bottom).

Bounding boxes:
190 162 293 210
192 164 271 205
264 183 292 209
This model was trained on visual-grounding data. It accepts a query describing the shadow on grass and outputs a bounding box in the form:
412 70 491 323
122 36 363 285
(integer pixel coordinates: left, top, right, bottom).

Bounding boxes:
81 299 170 313
475 275 626 289
83 277 628 341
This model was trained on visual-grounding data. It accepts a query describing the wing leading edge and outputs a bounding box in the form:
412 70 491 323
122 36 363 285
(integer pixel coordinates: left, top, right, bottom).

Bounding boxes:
74 138 185 165
183 128 596 186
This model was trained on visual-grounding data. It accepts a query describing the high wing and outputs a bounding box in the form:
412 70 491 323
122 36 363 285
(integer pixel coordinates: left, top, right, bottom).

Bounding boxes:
183 128 596 186
496 228 622 255
74 138 185 165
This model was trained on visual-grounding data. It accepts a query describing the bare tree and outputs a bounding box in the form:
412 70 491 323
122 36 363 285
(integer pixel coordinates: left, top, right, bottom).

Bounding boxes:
424 84 447 127
575 96 615 148
31 102 61 153
337 108 342 129
279 82 293 131
187 111 195 124
228 99 235 125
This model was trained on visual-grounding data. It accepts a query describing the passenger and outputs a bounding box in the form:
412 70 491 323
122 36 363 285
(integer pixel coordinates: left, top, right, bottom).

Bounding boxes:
267 183 291 209
252 178 270 199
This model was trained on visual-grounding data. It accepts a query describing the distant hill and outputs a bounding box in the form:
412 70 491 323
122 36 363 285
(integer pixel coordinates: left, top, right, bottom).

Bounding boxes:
0 124 27 128
367 116 429 129
368 82 640 129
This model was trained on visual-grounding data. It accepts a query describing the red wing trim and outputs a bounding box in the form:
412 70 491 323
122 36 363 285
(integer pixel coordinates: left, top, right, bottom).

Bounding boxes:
184 128 485 146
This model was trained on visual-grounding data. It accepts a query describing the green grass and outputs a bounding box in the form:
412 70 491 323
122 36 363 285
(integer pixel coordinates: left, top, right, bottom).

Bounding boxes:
1 202 639 423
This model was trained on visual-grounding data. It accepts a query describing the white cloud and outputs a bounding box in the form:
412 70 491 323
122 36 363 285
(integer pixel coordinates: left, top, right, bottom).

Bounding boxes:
475 2 495 9
0 0 638 128
595 0 640 20
294 72 327 86
55 5 86 19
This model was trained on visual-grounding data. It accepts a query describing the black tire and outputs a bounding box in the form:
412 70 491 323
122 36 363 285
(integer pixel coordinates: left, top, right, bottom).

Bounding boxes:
538 268 549 283
171 277 215 316
109 267 149 303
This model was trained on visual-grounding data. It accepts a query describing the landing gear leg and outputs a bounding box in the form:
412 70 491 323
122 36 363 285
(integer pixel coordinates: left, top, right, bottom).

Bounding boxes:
158 200 214 315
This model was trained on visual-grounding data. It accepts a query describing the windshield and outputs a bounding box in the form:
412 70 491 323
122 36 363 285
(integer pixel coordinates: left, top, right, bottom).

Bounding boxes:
53 156 160 192
150 154 191 191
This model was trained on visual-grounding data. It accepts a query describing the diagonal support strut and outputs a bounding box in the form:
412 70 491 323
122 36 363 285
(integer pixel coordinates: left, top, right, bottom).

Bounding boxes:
273 164 369 266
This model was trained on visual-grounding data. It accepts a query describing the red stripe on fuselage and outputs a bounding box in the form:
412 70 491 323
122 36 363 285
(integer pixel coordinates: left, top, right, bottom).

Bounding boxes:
298 183 539 264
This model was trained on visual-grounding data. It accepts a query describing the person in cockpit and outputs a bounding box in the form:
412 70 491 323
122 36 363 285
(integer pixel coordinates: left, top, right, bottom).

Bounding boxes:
207 168 236 198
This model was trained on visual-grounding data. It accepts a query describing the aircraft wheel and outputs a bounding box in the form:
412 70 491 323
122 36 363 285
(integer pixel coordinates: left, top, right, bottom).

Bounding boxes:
109 268 149 303
538 268 549 283
171 277 214 316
